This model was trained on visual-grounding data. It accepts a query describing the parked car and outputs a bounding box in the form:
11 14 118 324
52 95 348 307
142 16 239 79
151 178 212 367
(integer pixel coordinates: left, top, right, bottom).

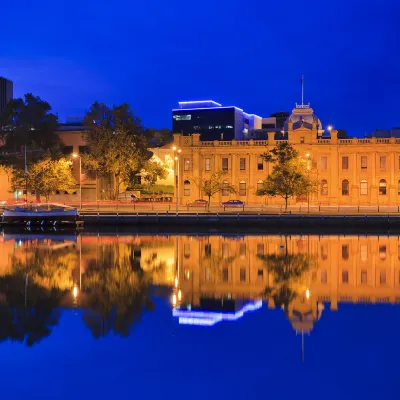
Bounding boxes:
220 200 245 208
187 199 208 207
117 192 139 202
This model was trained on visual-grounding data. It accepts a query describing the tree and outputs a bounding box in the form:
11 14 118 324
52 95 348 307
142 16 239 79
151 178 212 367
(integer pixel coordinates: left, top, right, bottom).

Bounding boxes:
193 170 236 210
11 157 76 202
0 93 60 169
257 142 317 211
125 159 168 192
82 102 154 198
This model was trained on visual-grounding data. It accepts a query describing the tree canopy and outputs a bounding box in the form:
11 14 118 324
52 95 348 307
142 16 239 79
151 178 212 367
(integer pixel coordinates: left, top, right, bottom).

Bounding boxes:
11 157 76 202
82 102 166 197
193 170 236 209
257 142 318 211
0 93 60 168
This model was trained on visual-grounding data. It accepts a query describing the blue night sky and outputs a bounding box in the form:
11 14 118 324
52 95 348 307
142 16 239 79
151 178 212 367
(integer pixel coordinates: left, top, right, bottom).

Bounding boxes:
1 0 399 136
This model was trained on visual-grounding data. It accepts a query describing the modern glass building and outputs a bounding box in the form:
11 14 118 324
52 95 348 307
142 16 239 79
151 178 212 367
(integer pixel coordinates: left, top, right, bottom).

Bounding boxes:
172 100 261 141
0 77 13 126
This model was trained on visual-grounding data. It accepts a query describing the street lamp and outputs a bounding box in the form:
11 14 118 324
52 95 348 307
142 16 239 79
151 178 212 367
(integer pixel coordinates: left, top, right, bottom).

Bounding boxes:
327 125 333 132
72 153 82 209
172 147 181 213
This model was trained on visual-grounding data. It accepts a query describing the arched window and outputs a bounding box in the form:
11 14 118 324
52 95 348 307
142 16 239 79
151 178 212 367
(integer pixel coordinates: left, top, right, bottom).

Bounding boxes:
239 180 246 196
257 180 264 191
342 179 349 196
222 181 229 196
360 180 368 196
398 180 400 195
379 179 387 195
320 179 328 196
184 180 190 196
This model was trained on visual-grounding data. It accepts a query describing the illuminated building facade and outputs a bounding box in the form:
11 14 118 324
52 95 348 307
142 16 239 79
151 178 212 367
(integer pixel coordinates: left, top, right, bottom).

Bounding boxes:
172 100 262 141
174 102 400 206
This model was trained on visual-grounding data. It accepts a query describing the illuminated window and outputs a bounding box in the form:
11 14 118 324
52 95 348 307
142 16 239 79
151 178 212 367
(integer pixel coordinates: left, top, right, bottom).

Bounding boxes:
205 158 211 171
173 114 191 121
342 156 349 170
222 268 228 282
379 179 387 195
342 244 349 260
240 268 246 282
222 243 229 259
239 243 246 258
361 270 367 284
222 181 230 196
257 157 264 170
257 269 264 281
222 158 228 171
342 179 349 196
257 244 264 256
321 244 328 260
380 155 387 169
184 158 191 171
360 180 368 195
380 271 386 285
342 270 349 284
184 180 190 196
240 158 246 170
184 244 190 258
360 244 368 261
361 156 368 169
257 180 264 191
320 179 328 196
321 270 327 283
239 181 246 196
379 245 386 260
321 156 328 170
300 137 305 144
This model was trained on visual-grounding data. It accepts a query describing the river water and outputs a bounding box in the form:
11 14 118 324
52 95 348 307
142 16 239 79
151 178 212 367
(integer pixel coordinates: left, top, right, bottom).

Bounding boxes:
0 230 399 399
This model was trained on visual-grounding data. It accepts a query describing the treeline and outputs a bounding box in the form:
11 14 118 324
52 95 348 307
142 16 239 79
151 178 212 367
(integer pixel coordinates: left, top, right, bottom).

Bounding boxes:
0 94 172 202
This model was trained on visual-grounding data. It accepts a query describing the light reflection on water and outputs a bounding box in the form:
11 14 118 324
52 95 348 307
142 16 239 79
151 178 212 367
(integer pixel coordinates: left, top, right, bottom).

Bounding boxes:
0 231 400 345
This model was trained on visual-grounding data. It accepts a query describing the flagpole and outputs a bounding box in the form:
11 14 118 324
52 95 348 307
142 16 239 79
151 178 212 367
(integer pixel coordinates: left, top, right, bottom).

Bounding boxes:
301 75 304 105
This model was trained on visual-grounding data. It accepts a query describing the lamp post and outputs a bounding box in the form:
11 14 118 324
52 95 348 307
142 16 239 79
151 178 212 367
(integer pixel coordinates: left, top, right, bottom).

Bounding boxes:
72 153 82 209
172 146 181 213
306 153 311 213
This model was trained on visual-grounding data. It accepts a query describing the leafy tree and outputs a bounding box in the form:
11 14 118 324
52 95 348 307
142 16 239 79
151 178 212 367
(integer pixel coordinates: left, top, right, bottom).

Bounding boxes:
82 102 156 198
11 157 76 202
82 243 155 338
193 170 236 210
259 236 315 309
257 142 317 211
0 93 60 169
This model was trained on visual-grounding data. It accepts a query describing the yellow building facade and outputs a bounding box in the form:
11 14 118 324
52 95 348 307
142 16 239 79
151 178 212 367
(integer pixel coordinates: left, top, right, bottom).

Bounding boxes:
173 104 400 206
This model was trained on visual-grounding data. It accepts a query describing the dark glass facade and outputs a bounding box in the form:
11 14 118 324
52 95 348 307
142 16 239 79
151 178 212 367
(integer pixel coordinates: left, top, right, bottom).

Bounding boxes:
0 77 13 126
173 108 236 141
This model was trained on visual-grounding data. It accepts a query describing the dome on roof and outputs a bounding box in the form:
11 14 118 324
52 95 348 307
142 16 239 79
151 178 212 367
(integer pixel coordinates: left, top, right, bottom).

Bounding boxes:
284 104 323 131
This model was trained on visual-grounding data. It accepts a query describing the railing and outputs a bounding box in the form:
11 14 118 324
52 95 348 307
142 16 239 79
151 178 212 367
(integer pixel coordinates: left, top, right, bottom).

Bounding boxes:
377 138 390 144
339 139 352 144
253 140 268 146
357 139 371 144
219 141 232 146
318 139 330 144
201 141 214 146
201 140 268 147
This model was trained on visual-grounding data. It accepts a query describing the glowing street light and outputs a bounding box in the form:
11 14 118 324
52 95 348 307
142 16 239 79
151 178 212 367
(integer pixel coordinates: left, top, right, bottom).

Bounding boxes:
72 153 82 209
73 285 79 299
305 288 310 299
178 289 182 301
172 293 177 306
327 125 333 132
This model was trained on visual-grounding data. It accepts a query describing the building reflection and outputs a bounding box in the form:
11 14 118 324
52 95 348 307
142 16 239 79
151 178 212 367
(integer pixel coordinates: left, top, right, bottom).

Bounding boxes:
172 234 400 333
1 231 400 344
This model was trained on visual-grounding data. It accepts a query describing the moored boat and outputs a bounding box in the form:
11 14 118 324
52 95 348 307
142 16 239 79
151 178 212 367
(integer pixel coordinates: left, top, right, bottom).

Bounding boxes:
2 203 81 225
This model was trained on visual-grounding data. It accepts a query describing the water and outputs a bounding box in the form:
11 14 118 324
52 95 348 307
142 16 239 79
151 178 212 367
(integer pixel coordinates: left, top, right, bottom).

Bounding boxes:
1 230 400 399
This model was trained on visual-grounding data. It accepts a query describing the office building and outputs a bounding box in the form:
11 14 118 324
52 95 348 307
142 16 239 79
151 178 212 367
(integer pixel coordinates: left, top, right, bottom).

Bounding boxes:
0 77 13 125
172 100 262 141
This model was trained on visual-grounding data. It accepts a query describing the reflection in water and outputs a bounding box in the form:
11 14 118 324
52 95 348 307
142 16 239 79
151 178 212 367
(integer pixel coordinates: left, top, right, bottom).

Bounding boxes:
1 232 400 346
